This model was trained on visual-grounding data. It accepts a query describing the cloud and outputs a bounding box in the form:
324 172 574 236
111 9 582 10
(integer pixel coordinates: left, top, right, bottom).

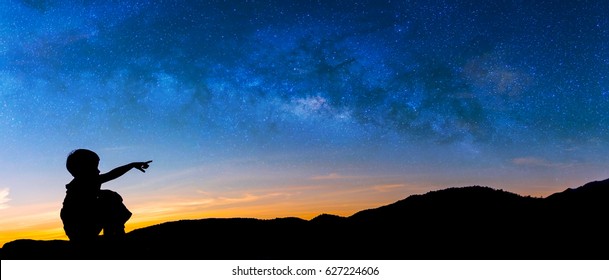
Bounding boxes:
213 193 276 205
0 188 10 210
129 191 294 222
372 184 405 192
511 157 572 168
311 173 355 180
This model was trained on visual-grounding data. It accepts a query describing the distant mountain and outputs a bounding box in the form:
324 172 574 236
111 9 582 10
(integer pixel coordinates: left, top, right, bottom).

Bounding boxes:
2 179 608 260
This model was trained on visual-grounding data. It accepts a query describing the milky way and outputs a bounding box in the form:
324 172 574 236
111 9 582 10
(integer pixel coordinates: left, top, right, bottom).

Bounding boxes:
1 1 609 239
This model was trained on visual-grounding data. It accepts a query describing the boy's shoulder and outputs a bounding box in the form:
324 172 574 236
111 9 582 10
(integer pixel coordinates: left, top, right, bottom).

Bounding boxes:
65 177 102 191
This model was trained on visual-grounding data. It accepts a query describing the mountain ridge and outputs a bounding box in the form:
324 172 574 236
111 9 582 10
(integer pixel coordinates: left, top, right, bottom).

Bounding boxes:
2 179 608 259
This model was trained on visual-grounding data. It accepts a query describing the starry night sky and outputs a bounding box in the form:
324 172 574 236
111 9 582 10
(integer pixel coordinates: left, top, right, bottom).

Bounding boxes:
1 0 609 244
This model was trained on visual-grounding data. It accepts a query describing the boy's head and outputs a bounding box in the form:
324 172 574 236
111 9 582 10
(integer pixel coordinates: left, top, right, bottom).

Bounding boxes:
66 149 100 178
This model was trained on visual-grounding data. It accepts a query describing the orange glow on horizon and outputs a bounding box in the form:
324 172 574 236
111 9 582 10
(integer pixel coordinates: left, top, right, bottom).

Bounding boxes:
0 197 388 247
0 178 569 248
0 207 364 248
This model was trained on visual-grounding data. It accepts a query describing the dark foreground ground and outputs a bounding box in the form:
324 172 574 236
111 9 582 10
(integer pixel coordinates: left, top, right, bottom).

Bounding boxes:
2 178 608 260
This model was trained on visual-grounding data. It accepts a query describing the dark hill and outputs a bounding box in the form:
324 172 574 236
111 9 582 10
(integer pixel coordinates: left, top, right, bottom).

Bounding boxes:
2 179 608 260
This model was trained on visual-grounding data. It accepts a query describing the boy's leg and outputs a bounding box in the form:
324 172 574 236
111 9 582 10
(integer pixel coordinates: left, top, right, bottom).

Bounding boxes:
98 190 131 238
61 207 103 242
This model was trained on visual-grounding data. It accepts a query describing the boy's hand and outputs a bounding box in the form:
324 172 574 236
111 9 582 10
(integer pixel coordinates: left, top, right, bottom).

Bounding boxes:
134 160 153 172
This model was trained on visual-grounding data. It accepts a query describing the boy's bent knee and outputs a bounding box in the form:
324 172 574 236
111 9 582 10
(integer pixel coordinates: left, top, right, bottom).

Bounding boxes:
98 189 123 202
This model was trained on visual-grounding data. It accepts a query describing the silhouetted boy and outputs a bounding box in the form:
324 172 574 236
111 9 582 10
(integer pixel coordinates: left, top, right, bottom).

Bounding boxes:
60 149 152 244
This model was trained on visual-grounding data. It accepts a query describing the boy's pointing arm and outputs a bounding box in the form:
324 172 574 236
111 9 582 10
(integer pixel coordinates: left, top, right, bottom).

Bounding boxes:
100 160 153 183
